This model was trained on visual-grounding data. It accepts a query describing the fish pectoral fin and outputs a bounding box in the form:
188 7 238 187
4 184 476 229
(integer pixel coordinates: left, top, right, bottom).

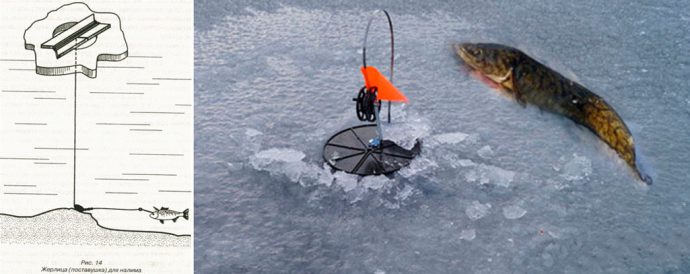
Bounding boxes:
173 217 178 222
515 94 527 108
513 86 528 108
159 220 164 224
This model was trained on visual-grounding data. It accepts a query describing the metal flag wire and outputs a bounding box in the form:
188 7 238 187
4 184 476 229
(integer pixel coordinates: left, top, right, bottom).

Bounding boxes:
362 9 394 124
361 9 395 145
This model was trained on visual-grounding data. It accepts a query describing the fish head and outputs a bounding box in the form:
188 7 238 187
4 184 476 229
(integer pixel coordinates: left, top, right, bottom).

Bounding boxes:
149 211 158 219
455 43 522 88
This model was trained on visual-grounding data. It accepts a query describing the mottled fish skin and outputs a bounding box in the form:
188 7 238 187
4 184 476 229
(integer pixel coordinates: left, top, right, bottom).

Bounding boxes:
455 43 651 184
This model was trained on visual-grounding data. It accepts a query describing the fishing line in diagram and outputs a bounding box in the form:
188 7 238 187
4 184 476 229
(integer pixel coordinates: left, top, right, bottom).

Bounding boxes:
0 2 191 234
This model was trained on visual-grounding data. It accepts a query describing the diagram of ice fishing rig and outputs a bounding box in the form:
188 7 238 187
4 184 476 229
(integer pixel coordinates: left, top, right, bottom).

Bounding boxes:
0 2 193 237
323 10 421 176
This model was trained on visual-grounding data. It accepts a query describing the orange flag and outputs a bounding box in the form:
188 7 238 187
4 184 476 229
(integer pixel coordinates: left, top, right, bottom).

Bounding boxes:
360 66 409 103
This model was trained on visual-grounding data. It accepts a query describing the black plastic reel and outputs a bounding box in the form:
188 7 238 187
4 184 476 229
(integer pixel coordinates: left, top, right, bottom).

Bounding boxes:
323 124 420 176
353 86 380 122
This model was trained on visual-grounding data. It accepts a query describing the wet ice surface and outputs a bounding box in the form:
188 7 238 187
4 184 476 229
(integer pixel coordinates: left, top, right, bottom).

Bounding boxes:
195 0 690 273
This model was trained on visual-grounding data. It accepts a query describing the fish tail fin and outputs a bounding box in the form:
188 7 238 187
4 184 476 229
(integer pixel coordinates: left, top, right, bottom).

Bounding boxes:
582 97 641 179
636 169 653 185
183 209 189 220
633 145 654 185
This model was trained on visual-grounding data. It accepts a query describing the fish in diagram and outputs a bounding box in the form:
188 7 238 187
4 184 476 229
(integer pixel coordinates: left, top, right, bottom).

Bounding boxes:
1 2 193 239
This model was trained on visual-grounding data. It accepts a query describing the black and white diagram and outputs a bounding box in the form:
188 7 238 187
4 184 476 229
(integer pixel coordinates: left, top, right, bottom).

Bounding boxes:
24 3 128 77
1 1 193 272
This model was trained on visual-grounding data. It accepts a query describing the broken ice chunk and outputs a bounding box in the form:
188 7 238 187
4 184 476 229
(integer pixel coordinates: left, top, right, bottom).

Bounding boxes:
433 132 469 145
560 153 592 181
477 145 494 159
502 204 527 220
460 229 476 241
245 128 263 137
465 200 491 221
458 159 476 167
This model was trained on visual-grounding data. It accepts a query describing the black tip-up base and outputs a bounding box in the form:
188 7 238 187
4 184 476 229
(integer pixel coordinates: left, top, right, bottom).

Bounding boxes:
323 124 420 176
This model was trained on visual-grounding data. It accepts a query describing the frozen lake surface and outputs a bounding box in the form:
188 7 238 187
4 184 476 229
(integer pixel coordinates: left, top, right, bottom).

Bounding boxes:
195 1 690 273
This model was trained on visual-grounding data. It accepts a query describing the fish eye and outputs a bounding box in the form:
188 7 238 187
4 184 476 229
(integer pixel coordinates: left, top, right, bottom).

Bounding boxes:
471 48 482 56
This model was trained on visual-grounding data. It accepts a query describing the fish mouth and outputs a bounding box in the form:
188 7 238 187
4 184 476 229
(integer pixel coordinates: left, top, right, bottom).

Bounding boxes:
455 44 485 78
455 46 506 89
454 44 475 69
454 43 512 89
455 44 493 80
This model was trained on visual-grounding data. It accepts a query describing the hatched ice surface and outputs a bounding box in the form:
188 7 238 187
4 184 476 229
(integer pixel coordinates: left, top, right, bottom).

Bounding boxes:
196 1 690 273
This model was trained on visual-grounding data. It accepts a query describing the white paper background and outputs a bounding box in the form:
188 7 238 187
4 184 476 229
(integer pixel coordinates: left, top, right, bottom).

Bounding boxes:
1 1 193 272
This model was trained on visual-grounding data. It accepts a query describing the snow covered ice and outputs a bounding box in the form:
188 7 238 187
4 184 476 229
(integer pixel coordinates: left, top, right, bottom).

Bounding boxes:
195 0 690 273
